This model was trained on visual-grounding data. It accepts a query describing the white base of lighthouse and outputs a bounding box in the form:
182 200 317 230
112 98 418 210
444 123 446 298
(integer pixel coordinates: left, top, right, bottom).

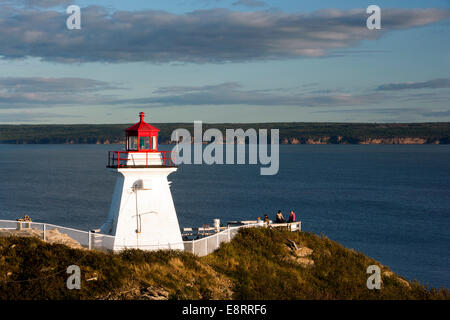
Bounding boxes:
100 167 184 251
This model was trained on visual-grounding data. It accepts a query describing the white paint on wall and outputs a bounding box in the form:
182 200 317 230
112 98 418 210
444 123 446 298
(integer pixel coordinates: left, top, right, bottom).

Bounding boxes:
100 161 183 251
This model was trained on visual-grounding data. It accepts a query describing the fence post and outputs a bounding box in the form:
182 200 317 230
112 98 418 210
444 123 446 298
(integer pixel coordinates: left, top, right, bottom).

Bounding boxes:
228 228 230 242
43 223 46 241
88 231 92 250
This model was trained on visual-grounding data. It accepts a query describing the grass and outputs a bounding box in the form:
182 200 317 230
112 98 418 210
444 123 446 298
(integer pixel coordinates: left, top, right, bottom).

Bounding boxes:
203 228 449 299
0 229 448 300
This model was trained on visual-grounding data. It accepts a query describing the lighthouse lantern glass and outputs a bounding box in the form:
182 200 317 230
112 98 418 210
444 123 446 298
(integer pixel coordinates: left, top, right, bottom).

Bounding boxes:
139 136 150 150
128 136 138 151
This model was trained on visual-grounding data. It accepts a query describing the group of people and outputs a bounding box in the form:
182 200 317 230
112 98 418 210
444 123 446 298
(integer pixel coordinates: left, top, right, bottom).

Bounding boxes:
261 210 296 224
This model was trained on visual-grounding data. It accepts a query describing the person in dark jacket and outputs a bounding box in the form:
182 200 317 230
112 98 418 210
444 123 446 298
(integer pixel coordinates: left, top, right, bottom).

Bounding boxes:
275 210 286 223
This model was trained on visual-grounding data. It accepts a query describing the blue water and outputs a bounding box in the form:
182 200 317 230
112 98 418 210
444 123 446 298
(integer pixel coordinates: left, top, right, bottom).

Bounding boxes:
0 144 449 289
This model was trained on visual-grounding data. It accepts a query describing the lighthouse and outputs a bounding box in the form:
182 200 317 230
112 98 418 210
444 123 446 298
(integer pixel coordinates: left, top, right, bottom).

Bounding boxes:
100 112 184 251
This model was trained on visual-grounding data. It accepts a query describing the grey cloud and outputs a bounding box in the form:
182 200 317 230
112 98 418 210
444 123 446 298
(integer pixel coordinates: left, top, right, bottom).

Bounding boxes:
1 0 72 8
112 80 450 109
419 109 450 117
0 92 112 107
232 0 266 8
153 82 242 94
377 78 450 91
314 107 420 114
0 77 117 108
0 6 448 63
113 82 378 108
314 108 450 121
1 77 449 111
0 111 81 122
0 77 120 93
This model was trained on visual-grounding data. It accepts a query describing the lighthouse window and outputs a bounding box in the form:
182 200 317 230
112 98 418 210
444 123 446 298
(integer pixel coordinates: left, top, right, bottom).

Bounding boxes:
151 136 157 150
139 136 150 150
128 136 138 151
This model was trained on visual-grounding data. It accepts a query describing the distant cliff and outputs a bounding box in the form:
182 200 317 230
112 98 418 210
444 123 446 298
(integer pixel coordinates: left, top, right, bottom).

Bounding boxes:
0 122 449 144
282 136 445 145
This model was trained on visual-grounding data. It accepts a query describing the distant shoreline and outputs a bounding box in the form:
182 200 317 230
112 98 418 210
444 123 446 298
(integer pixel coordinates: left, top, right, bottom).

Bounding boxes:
1 139 449 145
1 122 449 145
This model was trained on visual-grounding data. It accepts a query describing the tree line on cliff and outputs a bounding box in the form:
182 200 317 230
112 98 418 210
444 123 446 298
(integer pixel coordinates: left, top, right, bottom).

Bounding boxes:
0 122 449 144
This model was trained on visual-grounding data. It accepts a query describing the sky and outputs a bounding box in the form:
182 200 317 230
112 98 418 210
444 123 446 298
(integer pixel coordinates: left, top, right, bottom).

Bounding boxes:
0 0 449 124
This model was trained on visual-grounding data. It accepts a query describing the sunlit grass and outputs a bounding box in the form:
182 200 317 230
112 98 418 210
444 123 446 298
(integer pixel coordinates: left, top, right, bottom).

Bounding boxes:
0 229 448 300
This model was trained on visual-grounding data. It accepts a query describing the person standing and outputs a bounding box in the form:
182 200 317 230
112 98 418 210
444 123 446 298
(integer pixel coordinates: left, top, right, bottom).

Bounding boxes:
288 210 296 223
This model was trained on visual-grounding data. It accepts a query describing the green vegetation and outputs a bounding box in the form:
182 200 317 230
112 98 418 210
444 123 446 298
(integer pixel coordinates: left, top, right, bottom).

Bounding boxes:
0 235 229 300
0 122 449 144
0 228 448 300
204 228 448 299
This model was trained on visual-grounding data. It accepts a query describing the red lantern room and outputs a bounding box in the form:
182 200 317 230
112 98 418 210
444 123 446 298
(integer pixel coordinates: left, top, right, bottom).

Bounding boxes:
108 112 174 168
125 112 159 152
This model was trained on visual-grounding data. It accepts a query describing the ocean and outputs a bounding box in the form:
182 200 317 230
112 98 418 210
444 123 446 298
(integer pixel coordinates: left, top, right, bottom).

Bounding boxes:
0 144 449 289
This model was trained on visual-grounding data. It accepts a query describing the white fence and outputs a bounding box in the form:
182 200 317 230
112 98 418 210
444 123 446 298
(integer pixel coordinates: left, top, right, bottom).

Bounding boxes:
0 219 301 256
182 221 301 257
183 225 243 257
0 220 115 252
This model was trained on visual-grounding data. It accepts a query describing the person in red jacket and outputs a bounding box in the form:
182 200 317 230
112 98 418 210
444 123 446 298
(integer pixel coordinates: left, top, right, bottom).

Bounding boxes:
288 210 295 223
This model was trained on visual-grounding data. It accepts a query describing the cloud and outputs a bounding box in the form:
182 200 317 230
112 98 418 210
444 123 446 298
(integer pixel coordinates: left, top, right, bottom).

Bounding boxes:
232 0 266 8
2 0 72 8
0 111 81 122
0 78 373 109
0 6 448 63
419 109 450 117
0 77 119 93
313 107 450 121
0 77 448 111
113 82 378 108
376 78 450 91
0 77 117 108
314 107 419 115
112 78 450 110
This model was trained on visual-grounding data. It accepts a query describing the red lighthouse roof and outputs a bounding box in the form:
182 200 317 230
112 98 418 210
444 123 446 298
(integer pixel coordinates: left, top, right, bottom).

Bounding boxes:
124 112 159 152
126 112 160 136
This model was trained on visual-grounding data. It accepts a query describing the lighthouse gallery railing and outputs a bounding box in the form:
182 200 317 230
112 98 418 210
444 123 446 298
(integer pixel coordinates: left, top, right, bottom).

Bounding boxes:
108 150 176 168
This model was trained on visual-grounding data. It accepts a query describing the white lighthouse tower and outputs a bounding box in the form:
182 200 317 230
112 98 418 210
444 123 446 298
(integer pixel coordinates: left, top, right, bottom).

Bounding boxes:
100 112 184 251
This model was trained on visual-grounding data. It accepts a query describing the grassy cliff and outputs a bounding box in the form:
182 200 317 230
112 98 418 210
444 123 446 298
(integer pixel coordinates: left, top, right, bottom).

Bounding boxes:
0 228 448 300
